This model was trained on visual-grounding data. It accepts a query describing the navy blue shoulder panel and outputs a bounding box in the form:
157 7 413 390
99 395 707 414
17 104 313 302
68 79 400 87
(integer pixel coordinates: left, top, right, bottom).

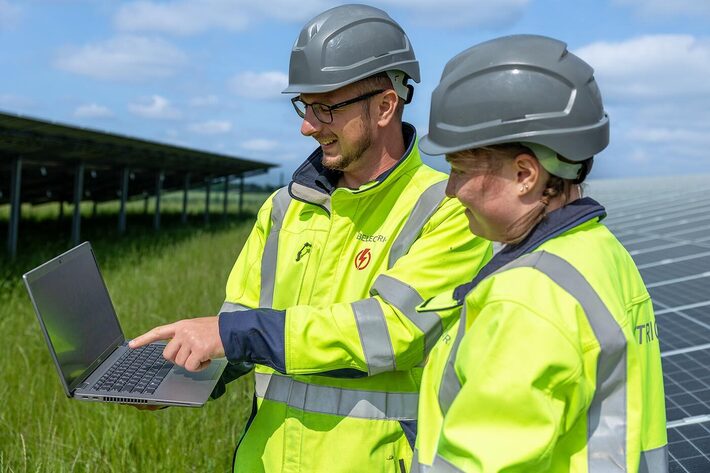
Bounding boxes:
291 147 341 195
453 197 606 302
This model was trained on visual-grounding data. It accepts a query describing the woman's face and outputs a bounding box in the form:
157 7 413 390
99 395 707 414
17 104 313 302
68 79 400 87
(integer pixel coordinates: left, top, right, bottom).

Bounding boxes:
445 152 528 242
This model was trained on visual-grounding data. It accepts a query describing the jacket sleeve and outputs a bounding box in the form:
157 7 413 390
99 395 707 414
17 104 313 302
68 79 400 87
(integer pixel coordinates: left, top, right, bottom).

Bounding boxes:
210 194 275 398
434 299 587 472
218 196 492 376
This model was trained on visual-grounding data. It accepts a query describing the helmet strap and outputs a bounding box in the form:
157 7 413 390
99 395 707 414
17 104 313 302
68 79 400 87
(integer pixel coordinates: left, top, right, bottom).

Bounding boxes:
521 142 582 180
385 70 413 103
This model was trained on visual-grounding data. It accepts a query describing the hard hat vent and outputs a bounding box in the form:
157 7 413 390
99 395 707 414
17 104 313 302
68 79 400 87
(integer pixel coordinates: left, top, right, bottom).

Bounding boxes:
283 4 420 94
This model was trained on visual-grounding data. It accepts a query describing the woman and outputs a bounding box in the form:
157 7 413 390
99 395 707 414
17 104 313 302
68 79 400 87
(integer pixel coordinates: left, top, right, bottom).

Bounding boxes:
412 35 667 472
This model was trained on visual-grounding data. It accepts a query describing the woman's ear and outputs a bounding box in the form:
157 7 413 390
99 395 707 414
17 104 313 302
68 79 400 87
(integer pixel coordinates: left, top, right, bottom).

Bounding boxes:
514 153 543 195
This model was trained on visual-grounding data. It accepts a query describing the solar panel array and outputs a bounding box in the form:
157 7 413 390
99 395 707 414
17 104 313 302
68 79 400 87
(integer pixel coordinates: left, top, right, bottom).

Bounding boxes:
591 176 710 473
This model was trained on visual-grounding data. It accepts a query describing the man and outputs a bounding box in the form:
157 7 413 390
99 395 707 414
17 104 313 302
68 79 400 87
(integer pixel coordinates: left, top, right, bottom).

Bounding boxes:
131 4 491 472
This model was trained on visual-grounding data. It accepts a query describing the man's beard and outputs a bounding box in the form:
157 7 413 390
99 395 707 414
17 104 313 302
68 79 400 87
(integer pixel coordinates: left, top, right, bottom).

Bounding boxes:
321 126 372 172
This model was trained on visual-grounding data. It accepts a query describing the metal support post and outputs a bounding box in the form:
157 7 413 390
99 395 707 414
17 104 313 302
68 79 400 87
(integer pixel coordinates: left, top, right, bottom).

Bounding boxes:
153 170 164 231
181 173 190 224
204 178 211 225
222 175 229 218
239 174 245 214
7 157 22 259
71 163 85 247
118 167 129 234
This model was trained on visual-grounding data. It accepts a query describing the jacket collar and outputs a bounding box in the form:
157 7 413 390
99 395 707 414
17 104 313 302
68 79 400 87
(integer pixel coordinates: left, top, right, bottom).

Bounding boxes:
289 123 418 210
453 197 607 302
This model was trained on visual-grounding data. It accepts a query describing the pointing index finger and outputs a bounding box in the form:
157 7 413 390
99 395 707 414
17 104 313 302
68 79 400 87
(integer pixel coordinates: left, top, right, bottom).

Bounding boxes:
128 324 176 349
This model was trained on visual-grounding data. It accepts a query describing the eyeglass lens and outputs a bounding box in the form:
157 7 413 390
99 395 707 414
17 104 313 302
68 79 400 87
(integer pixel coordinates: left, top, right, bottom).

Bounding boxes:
291 89 384 124
292 99 333 123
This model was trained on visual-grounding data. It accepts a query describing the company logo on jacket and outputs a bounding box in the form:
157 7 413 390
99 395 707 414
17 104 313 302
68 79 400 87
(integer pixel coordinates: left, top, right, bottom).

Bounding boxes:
355 232 387 243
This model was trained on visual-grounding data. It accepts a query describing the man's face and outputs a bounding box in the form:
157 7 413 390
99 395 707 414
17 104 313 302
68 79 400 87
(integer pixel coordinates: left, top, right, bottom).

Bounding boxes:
298 83 378 173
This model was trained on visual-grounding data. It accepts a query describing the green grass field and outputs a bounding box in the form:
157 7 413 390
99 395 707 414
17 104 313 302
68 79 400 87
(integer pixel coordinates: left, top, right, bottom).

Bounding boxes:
0 192 269 472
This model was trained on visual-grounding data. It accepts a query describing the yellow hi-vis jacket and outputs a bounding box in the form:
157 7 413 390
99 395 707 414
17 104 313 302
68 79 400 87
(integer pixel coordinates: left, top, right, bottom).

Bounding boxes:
413 212 667 472
216 124 492 473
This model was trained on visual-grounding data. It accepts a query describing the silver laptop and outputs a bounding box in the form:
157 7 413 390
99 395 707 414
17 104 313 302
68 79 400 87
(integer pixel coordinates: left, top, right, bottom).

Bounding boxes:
23 241 227 407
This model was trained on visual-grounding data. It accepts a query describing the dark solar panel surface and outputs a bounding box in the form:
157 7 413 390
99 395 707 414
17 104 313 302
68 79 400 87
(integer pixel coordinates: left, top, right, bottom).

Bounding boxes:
668 422 710 473
656 310 710 353
637 255 710 285
663 348 710 422
592 176 710 472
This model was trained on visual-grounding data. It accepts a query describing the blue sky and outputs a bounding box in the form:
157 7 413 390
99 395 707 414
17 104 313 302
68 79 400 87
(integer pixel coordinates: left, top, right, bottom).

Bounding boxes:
1 0 709 185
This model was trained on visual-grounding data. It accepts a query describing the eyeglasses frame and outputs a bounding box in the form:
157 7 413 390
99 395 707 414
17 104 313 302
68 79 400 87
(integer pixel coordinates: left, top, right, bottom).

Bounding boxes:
291 89 385 124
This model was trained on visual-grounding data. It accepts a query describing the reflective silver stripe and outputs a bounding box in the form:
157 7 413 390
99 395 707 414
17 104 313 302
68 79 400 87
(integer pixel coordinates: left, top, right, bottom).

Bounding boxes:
503 251 628 472
639 445 669 473
389 180 446 268
431 454 464 472
437 251 629 471
260 187 292 307
411 450 421 472
438 308 465 414
371 274 442 356
290 181 331 214
254 372 417 420
351 298 396 375
411 449 432 473
219 301 250 313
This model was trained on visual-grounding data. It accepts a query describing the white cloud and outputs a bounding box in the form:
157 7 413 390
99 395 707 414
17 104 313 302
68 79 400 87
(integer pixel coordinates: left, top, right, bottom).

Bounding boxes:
55 36 187 81
0 0 21 29
74 103 114 118
628 148 650 164
230 71 288 99
128 95 181 119
114 0 338 35
626 127 709 145
575 35 710 100
188 120 232 134
613 0 710 18
242 139 279 151
115 0 249 35
574 34 710 177
381 0 529 28
113 0 524 35
189 95 219 107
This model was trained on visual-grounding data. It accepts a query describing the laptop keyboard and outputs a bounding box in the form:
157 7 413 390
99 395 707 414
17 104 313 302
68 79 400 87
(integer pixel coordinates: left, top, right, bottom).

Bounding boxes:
92 345 172 395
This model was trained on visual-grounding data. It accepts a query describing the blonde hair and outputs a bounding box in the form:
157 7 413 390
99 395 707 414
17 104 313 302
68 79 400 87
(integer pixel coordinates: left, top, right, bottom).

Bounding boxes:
452 144 576 244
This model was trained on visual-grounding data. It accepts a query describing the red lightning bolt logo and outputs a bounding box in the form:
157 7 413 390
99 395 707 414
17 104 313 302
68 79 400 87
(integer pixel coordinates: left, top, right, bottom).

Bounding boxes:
354 248 372 270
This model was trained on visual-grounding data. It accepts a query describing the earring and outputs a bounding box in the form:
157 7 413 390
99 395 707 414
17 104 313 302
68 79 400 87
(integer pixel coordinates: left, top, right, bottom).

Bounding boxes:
520 183 529 193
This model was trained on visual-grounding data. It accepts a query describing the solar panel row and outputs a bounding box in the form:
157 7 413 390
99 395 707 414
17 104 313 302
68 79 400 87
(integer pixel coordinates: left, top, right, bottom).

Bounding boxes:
591 176 710 473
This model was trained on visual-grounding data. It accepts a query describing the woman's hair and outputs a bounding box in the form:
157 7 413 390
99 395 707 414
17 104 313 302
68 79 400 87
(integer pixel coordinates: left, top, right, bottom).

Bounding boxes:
453 143 589 245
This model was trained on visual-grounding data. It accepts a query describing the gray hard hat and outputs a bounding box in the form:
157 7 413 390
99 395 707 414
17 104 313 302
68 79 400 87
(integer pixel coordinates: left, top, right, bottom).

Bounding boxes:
419 34 609 162
282 4 420 95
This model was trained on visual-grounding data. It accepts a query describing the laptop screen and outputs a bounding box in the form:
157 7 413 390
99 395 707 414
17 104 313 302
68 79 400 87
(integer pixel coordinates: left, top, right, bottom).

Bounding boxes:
25 243 123 391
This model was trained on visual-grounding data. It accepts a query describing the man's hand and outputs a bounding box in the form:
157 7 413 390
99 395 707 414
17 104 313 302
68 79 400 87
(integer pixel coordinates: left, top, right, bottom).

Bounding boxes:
129 316 224 372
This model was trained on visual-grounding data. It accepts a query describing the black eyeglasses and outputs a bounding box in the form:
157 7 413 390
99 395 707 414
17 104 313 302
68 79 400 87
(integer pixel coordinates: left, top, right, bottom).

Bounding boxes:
291 89 384 124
